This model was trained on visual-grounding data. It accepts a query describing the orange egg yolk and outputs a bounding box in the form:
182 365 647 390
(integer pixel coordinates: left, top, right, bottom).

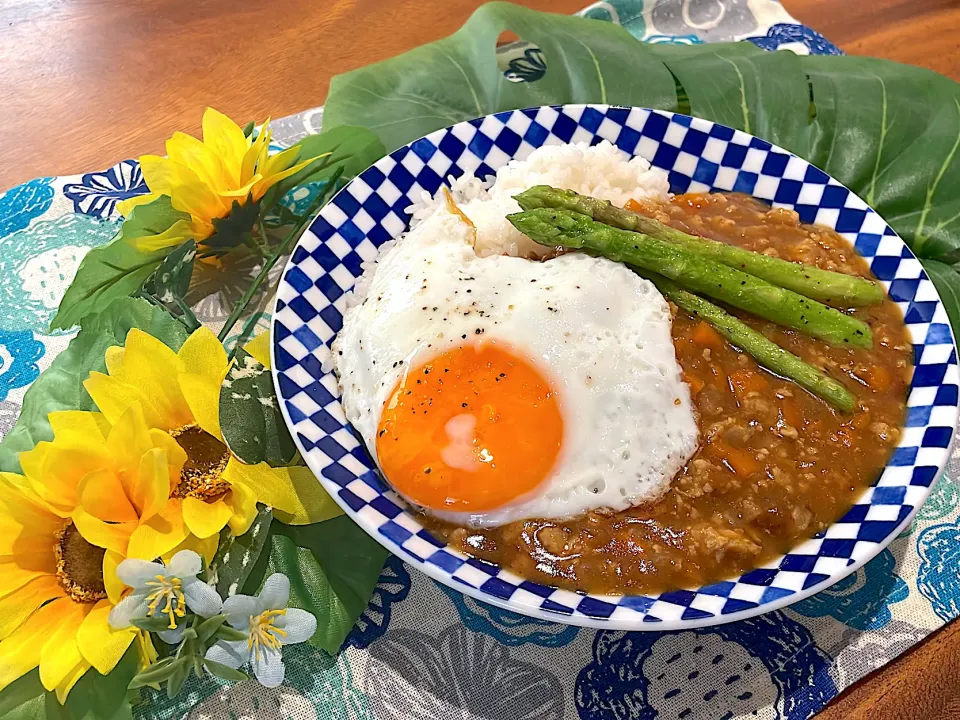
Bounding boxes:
375 342 564 512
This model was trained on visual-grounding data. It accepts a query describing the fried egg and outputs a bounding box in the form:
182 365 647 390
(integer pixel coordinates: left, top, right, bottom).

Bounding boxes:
332 207 699 527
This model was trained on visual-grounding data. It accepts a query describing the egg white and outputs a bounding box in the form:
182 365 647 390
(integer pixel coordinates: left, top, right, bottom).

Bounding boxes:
332 207 699 527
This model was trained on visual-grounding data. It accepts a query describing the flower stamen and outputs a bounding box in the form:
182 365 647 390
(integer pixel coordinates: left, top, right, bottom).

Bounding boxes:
170 423 231 500
247 609 288 661
54 521 107 603
144 574 187 629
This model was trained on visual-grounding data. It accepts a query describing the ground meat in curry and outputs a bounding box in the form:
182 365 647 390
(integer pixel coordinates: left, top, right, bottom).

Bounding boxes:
420 192 912 595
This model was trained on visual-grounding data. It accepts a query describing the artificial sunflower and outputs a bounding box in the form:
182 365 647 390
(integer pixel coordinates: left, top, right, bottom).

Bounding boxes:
84 326 340 541
116 107 315 251
0 406 194 701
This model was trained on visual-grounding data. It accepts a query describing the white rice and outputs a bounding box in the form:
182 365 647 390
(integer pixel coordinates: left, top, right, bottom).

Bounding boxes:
347 140 670 309
406 140 671 258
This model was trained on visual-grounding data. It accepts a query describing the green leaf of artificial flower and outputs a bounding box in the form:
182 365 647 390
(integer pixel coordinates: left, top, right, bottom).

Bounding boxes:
50 196 191 331
195 614 227 644
202 659 249 682
205 198 262 253
214 625 249 642
0 297 189 473
127 658 178 689
260 125 386 213
164 659 191 700
210 505 273 598
130 616 174 633
219 348 296 466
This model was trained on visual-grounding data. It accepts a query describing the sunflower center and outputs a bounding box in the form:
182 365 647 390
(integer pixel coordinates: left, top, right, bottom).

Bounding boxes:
55 522 107 603
171 424 232 501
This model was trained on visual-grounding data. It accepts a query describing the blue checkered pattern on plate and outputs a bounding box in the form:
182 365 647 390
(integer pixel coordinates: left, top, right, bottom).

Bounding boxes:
271 105 960 630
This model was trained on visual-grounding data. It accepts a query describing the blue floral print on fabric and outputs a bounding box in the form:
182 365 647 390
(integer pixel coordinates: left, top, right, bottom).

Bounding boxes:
344 555 411 650
0 329 44 402
790 548 908 630
576 612 837 720
437 582 579 647
747 23 844 55
0 178 54 239
917 518 960 621
0 213 120 332
917 473 959 522
62 160 147 219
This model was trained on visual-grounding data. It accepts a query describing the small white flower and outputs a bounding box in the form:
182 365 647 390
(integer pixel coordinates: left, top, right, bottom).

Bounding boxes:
108 550 223 635
204 573 316 688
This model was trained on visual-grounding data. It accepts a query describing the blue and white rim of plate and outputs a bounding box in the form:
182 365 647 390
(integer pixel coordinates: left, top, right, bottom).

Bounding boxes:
271 105 960 631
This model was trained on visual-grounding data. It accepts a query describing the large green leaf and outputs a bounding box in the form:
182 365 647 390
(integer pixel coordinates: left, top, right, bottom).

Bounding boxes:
245 517 389 654
324 2 676 153
0 297 189 472
50 197 192 330
0 670 45 720
324 3 960 330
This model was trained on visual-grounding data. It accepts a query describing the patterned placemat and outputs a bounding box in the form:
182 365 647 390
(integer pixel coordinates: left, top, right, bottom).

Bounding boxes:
1 2 956 718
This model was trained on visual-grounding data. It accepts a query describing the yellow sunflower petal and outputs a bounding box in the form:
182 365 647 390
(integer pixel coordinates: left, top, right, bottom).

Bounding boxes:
84 372 165 429
260 144 305 176
166 131 229 191
135 630 158 671
103 551 125 605
149 428 187 490
130 448 171 522
115 192 161 218
138 155 190 196
55 658 90 704
0 597 73 692
181 496 232 539
202 108 249 187
253 155 316 201
270 466 343 526
241 123 272 181
161 532 218 565
177 327 228 440
0 475 63 549
48 411 110 445
77 470 139 524
105 403 155 477
131 218 195 254
19 443 111 516
39 601 90 692
76 600 136 675
126 500 188 560
106 330 193 431
223 460 337 524
179 326 229 385
0 576 64 640
244 331 272 369
0 515 51 557
178 374 223 442
225 480 258 535
71 507 133 555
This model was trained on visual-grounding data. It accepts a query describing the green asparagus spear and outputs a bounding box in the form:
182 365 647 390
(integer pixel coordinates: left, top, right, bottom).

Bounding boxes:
513 186 884 308
642 272 856 412
507 208 873 349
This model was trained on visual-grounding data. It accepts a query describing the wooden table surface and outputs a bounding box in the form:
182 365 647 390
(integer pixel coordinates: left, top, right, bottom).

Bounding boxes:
2 0 960 716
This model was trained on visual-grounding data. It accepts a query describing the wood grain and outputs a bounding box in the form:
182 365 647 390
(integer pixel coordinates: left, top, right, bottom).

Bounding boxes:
1 0 959 717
